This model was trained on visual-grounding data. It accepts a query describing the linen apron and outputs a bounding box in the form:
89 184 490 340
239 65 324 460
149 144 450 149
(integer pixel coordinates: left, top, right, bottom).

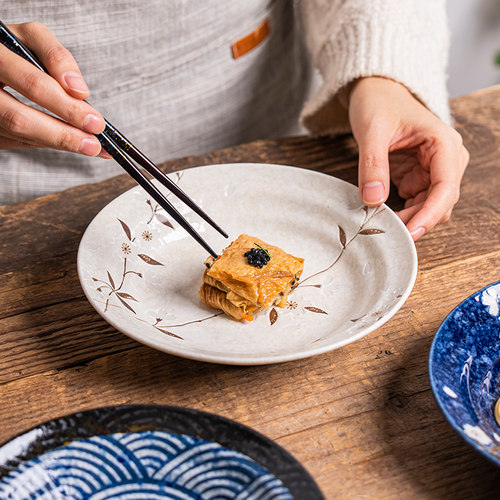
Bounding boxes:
0 0 311 205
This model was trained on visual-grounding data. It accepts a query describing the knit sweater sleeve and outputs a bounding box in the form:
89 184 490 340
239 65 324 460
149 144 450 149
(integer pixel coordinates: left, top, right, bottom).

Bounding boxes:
298 0 451 135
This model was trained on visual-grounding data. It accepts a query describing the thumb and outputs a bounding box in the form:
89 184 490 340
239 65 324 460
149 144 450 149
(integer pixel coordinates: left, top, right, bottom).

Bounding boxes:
357 131 391 207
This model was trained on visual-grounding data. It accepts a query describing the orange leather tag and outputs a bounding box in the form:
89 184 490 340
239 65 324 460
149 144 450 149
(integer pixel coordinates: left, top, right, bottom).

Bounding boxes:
231 19 270 59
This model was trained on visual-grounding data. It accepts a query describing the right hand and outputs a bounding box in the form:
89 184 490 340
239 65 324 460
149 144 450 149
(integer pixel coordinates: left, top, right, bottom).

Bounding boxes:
348 77 469 240
0 22 106 156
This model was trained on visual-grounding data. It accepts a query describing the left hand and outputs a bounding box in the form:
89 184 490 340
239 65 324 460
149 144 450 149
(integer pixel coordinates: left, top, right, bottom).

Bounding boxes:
348 76 469 241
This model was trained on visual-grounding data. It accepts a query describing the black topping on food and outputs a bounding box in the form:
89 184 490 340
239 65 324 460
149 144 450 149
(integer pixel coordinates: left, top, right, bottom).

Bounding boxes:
244 244 271 268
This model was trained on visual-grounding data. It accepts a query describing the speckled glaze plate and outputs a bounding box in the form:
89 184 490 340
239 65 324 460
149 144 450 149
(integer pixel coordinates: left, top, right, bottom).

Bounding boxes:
77 163 417 365
429 281 500 466
0 404 323 499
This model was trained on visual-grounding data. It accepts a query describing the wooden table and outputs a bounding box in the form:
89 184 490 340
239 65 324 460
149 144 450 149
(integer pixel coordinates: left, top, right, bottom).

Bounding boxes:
1 85 499 499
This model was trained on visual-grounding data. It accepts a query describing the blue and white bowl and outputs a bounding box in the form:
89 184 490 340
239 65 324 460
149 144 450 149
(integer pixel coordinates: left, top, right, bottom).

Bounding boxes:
429 280 500 465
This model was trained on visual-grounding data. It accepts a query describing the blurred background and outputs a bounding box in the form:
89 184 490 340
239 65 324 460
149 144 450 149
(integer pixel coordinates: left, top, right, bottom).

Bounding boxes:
447 0 500 97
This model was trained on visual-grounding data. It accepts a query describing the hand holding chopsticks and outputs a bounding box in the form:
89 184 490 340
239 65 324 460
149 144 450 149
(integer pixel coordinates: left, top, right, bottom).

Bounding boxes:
0 20 227 257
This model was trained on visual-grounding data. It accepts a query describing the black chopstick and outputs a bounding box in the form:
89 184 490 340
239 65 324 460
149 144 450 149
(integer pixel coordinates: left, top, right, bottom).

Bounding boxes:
99 121 228 239
0 20 227 258
97 131 220 257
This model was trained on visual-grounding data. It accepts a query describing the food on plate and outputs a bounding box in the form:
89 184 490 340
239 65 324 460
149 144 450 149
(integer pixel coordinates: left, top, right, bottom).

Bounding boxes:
199 234 304 321
495 398 500 427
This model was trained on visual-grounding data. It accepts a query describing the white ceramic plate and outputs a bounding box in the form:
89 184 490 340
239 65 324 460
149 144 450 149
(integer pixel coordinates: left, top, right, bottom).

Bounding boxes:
77 163 417 365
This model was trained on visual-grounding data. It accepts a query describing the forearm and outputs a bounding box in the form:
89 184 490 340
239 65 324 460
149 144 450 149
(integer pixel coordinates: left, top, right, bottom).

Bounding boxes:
299 0 451 135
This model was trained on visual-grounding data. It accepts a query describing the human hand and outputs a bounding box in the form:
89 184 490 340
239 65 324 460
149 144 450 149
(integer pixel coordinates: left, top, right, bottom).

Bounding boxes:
0 22 106 156
348 76 469 241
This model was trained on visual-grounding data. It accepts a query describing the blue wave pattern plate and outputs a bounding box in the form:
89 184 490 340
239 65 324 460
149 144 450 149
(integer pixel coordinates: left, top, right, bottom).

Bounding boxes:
429 281 500 466
0 405 323 499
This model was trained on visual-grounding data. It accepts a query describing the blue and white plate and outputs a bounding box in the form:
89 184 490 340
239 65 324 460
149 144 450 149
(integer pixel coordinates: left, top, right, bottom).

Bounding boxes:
0 405 323 499
429 280 500 466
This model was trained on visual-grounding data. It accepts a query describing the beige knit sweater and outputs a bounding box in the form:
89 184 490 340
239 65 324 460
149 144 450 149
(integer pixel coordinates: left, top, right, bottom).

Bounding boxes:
299 0 451 135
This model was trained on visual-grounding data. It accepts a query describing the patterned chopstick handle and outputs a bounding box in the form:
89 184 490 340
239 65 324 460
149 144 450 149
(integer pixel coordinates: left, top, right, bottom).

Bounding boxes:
0 21 46 72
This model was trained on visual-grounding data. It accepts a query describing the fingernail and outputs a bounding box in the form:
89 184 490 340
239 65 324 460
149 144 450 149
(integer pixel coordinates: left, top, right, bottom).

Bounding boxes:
410 227 425 240
62 71 89 94
98 149 112 159
83 113 104 134
79 137 101 156
362 181 385 205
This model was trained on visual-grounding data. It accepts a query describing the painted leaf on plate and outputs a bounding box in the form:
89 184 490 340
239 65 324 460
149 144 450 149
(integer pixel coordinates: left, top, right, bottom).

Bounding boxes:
338 225 346 248
116 295 136 314
304 306 328 315
138 254 164 266
155 327 183 339
118 219 132 241
155 213 174 229
116 292 138 302
269 308 278 325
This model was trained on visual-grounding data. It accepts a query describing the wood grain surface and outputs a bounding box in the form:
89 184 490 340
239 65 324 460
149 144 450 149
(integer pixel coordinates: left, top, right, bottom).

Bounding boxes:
1 86 500 499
